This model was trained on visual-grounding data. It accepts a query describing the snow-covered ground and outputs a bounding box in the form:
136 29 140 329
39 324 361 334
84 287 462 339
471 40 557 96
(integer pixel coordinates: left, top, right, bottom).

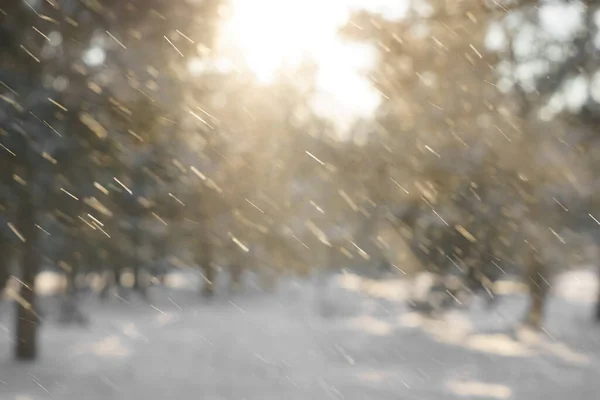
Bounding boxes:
0 269 599 400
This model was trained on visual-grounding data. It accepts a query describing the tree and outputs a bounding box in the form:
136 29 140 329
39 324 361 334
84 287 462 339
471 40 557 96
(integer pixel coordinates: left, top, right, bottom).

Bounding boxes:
487 0 600 322
334 0 600 326
0 0 222 359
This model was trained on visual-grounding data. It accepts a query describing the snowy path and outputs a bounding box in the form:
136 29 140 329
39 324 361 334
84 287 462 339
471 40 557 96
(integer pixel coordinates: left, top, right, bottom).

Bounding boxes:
1 272 599 400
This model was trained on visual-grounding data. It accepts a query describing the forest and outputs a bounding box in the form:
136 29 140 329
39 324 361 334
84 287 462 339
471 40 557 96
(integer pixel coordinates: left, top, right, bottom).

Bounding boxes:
1 1 600 399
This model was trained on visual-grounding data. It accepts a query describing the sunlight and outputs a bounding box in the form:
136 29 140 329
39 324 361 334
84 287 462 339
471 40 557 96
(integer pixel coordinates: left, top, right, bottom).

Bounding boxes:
216 0 408 136
348 315 394 336
75 336 132 358
446 380 512 399
219 0 348 84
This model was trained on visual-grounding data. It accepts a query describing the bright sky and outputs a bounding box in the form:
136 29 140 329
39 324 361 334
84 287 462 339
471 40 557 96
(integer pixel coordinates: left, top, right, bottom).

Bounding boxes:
212 0 409 138
485 1 598 119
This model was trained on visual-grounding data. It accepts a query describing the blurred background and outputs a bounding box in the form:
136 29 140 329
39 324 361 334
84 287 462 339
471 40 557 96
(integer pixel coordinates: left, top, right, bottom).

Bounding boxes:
1 0 600 399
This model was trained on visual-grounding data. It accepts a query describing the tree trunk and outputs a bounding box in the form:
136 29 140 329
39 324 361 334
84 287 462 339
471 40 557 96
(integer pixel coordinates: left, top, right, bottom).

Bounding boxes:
132 262 141 291
525 255 547 329
595 264 600 322
66 253 80 296
200 261 216 297
131 220 147 299
100 262 123 300
196 226 215 297
99 270 111 300
134 269 148 299
59 253 87 326
113 262 122 289
595 288 600 322
15 190 40 360
0 239 11 294
229 263 243 293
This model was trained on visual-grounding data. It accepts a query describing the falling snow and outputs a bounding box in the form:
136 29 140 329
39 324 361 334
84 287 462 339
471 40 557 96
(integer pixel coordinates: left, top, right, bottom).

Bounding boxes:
2 1 600 399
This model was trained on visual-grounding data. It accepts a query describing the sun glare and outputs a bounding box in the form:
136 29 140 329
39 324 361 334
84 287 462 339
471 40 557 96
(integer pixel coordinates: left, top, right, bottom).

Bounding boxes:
219 0 350 83
215 0 408 137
